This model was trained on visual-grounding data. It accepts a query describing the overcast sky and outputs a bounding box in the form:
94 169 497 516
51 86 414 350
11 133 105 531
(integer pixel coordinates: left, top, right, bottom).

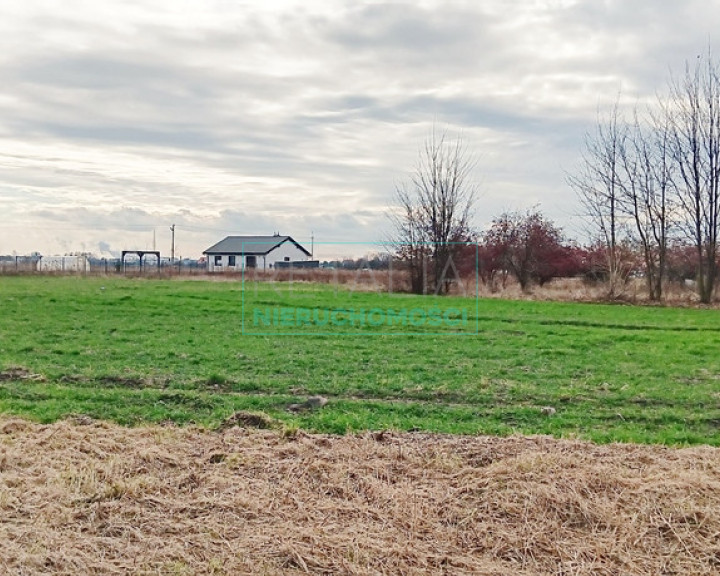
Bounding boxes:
1 0 718 260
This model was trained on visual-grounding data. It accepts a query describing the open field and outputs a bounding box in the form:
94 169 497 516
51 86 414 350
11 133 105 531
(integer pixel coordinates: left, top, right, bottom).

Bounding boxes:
1 275 720 445
3 276 720 575
2 417 720 575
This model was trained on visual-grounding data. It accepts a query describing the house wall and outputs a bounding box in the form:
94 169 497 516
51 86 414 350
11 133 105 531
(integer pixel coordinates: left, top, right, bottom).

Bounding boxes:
207 254 245 272
207 254 231 272
264 241 309 268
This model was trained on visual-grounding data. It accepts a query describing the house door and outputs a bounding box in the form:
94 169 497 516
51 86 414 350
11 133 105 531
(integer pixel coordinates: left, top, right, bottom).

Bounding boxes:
246 255 257 268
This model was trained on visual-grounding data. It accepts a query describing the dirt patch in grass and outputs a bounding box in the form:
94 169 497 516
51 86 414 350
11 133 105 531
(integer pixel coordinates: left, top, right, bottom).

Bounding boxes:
0 367 45 382
218 410 276 430
1 418 720 575
97 375 148 388
57 374 171 389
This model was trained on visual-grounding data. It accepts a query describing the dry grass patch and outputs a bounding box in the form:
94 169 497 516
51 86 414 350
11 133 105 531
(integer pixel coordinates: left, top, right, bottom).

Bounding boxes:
1 417 720 575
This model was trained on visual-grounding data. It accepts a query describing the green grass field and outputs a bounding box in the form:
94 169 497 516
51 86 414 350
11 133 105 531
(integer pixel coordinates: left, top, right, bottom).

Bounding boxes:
1 275 719 445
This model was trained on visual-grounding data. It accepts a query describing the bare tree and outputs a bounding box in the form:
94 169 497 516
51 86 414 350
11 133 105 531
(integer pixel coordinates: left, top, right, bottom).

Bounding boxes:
392 194 430 294
668 51 720 303
617 107 673 300
567 101 629 297
391 129 477 294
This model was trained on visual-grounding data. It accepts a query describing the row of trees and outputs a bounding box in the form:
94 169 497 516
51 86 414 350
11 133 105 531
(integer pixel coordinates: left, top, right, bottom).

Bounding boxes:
392 52 720 301
569 50 720 303
390 129 584 295
388 128 581 294
394 197 707 297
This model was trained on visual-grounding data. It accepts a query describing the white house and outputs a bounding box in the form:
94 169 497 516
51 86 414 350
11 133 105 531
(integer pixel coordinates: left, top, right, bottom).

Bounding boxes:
203 235 312 272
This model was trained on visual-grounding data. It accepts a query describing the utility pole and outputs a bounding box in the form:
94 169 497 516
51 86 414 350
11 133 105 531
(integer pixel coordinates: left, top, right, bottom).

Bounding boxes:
170 224 176 266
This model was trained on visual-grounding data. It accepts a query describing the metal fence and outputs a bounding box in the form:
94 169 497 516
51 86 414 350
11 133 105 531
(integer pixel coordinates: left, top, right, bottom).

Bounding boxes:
0 256 206 276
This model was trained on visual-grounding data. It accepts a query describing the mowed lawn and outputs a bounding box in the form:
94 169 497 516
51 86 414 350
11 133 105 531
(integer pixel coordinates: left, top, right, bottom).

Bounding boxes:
1 275 719 445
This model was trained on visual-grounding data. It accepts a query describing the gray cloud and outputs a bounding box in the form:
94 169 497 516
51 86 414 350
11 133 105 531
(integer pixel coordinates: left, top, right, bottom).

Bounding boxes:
0 0 718 256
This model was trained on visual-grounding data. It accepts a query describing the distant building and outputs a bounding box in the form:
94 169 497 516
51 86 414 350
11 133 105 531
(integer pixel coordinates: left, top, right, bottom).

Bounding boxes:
203 235 313 272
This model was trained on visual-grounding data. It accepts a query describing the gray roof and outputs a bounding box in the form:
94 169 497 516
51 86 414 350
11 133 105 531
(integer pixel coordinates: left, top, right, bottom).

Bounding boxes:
203 235 311 256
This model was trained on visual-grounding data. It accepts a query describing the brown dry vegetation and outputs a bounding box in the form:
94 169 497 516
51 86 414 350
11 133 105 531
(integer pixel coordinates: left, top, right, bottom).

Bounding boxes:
237 269 710 306
2 418 720 575
4 267 714 306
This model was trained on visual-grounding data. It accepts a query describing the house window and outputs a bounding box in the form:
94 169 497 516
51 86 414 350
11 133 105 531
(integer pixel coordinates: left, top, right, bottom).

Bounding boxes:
246 255 257 268
228 255 236 267
284 256 290 262
214 255 222 266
